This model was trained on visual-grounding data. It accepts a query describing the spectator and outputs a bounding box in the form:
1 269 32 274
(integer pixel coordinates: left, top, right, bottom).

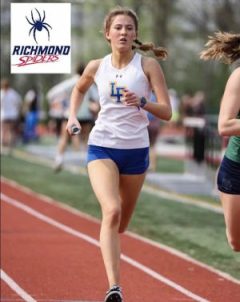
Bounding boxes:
168 88 180 127
22 87 40 143
0 78 22 153
147 92 161 171
180 93 194 121
192 90 206 117
192 90 206 163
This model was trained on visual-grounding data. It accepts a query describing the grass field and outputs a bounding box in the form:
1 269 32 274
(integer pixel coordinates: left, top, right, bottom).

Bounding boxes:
156 155 184 173
1 154 239 280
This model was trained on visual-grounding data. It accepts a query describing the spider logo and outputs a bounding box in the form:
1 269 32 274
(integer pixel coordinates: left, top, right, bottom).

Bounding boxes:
26 8 52 44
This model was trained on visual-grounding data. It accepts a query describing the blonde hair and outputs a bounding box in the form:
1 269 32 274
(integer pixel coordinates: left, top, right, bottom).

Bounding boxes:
103 6 168 60
200 32 240 64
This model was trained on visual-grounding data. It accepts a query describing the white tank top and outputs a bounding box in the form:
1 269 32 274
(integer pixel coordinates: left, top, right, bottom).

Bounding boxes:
88 52 151 149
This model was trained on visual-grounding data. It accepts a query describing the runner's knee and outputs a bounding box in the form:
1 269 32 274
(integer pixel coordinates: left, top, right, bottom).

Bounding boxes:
102 205 121 228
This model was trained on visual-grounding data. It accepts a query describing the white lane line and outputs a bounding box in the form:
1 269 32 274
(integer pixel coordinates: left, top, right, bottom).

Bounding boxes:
1 269 37 302
1 193 209 302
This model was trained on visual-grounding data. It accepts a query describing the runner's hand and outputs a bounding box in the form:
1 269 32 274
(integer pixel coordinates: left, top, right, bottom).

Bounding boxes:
66 118 81 136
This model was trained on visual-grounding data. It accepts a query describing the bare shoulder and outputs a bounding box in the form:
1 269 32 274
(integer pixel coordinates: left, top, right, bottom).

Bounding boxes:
83 59 102 80
142 56 163 75
142 56 159 69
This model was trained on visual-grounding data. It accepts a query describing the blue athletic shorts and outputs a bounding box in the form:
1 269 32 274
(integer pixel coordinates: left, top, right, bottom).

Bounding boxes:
87 145 149 175
217 156 240 195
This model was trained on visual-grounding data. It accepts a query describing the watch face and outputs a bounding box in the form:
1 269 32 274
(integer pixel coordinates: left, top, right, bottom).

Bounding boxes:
140 97 147 107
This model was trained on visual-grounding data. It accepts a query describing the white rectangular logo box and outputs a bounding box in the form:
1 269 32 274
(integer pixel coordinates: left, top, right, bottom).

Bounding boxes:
11 3 71 74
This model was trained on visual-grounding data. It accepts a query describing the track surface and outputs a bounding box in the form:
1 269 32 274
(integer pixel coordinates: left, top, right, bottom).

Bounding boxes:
1 178 240 302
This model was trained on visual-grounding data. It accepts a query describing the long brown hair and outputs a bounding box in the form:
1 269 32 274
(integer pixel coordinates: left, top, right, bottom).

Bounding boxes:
200 32 240 64
103 6 168 60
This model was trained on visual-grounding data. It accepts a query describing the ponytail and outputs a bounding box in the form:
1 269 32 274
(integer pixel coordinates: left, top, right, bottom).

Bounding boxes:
200 32 240 64
133 39 168 60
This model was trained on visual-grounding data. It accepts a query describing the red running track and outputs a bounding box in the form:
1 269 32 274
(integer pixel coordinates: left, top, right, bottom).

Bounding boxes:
1 177 240 302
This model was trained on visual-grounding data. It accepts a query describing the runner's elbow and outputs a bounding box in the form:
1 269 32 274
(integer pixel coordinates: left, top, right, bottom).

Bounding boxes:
162 108 172 121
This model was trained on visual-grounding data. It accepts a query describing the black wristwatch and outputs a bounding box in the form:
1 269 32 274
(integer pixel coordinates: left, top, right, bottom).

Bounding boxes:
140 97 147 108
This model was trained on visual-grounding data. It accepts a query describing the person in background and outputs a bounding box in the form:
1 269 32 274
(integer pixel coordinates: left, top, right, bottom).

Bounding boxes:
179 93 194 121
0 78 22 154
47 63 99 172
192 90 206 117
22 87 40 143
168 88 180 127
201 31 240 251
48 94 66 138
66 6 171 301
147 91 161 171
192 90 206 163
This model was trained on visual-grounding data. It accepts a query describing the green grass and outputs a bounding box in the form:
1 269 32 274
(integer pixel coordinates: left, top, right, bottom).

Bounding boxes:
156 155 184 173
1 154 240 280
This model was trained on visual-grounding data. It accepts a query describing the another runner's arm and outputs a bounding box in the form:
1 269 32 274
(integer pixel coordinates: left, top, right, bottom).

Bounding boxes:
218 67 240 136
